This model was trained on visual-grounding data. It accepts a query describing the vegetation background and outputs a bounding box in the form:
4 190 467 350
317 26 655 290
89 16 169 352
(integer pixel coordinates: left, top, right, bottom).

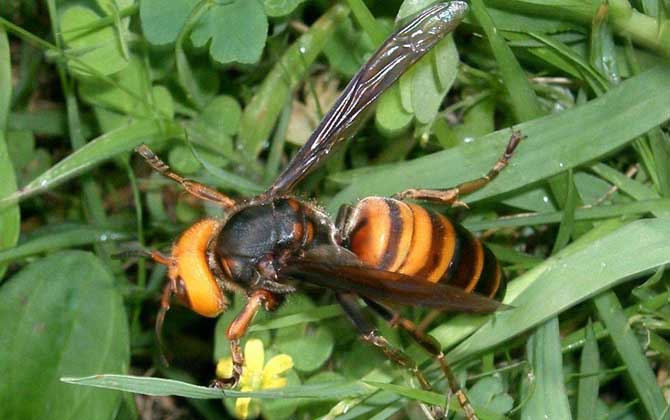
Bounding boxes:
0 0 669 419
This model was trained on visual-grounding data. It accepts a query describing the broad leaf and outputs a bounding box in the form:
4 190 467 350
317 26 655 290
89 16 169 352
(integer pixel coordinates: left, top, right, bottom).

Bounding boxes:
191 0 268 65
0 251 129 419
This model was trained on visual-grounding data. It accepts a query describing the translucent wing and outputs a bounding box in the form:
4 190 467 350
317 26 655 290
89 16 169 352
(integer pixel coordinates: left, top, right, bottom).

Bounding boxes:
267 2 469 195
281 246 504 314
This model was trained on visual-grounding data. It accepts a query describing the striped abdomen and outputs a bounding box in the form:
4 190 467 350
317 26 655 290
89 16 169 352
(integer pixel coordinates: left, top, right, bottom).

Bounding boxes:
343 197 505 300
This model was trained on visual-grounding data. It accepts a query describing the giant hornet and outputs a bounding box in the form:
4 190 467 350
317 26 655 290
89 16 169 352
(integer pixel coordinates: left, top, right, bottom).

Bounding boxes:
132 2 521 419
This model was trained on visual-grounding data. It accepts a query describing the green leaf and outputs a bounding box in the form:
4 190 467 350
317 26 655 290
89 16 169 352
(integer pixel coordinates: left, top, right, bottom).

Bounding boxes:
140 0 197 45
468 376 513 416
0 119 181 209
0 133 18 278
96 0 135 19
0 27 10 127
364 381 505 419
0 225 130 264
62 375 372 400
168 145 201 175
259 370 301 420
445 218 670 363
0 28 19 279
238 4 349 156
191 0 268 65
470 0 542 122
275 324 334 373
522 318 572 420
472 7 582 33
399 34 459 124
484 0 670 56
79 57 173 121
0 251 129 419
374 84 413 135
200 95 242 137
323 17 372 77
60 6 129 76
5 130 35 175
249 304 342 332
264 0 306 17
576 320 599 420
328 66 670 213
273 295 335 373
593 291 667 419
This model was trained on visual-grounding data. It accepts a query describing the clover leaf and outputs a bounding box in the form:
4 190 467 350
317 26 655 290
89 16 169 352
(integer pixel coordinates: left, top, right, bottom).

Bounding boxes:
191 0 268 65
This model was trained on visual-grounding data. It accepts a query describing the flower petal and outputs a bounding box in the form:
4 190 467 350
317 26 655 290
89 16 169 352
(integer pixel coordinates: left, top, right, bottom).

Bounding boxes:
263 377 288 390
244 339 265 373
216 357 233 379
235 397 251 420
264 354 294 377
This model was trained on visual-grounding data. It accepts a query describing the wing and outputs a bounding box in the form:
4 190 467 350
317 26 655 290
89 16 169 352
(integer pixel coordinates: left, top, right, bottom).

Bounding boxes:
266 2 469 196
280 246 505 314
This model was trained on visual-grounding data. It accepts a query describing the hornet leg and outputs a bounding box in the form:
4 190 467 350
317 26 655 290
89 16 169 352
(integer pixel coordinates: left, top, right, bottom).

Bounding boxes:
336 293 445 418
211 290 279 388
394 130 523 208
364 298 479 420
135 144 236 208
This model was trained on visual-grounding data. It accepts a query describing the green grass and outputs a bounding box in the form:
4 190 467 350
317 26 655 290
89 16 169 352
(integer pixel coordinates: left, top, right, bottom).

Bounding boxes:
1 1 670 419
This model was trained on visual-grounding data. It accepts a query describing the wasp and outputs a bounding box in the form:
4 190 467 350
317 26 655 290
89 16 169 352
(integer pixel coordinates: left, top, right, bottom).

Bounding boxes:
132 2 521 419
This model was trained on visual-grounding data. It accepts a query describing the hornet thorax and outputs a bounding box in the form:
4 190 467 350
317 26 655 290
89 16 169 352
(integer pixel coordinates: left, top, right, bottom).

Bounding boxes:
215 197 337 287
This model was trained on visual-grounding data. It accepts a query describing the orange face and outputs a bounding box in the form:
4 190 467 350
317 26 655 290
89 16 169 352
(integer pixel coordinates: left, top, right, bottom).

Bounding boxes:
168 218 228 317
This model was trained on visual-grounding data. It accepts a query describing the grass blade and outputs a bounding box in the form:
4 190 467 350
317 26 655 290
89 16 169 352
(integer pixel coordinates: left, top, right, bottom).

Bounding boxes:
0 226 130 264
328 65 670 213
0 119 180 209
521 318 572 420
0 26 20 279
470 0 542 122
593 292 667 419
237 5 349 157
576 320 599 420
447 218 670 363
62 375 371 400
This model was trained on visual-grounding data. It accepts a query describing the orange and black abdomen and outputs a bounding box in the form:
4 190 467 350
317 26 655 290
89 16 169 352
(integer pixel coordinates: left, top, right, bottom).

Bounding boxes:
344 197 505 300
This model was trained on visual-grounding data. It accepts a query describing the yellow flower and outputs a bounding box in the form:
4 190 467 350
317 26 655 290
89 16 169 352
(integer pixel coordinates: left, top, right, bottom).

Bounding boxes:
216 339 294 419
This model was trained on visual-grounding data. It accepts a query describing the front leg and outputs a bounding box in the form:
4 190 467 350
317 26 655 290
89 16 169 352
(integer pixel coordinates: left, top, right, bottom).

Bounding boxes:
394 130 523 207
210 289 279 388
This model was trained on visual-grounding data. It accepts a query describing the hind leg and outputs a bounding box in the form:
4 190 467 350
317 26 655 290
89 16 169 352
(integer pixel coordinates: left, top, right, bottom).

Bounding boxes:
364 298 479 420
336 293 445 417
394 130 523 208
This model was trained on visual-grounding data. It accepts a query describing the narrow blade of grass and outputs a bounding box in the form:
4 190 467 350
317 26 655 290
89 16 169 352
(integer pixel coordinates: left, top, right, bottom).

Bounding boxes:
237 5 349 157
593 292 667 419
0 27 20 279
328 66 670 213
249 304 342 332
464 198 670 231
551 169 577 253
364 381 505 420
521 318 572 420
0 119 181 209
576 320 599 420
0 226 130 264
446 218 670 363
470 0 542 122
61 375 371 400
